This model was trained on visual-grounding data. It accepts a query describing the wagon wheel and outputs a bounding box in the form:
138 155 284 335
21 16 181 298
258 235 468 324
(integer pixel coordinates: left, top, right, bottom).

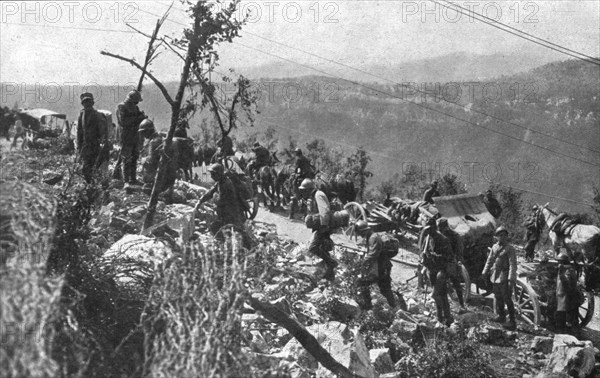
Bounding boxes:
578 290 595 328
342 202 367 241
245 196 259 220
513 278 541 325
448 264 471 304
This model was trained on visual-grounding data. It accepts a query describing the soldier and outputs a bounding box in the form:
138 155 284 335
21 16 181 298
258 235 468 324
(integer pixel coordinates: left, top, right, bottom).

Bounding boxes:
138 119 177 195
354 220 400 310
76 93 106 183
555 253 582 330
422 180 440 204
299 178 338 281
522 205 541 262
10 116 25 150
437 217 467 311
482 226 517 331
482 190 502 218
421 219 455 327
211 134 235 164
294 148 314 180
117 90 146 185
198 163 245 235
247 141 270 177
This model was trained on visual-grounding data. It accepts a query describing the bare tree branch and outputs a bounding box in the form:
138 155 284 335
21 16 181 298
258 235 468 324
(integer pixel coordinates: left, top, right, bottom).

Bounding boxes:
100 51 174 105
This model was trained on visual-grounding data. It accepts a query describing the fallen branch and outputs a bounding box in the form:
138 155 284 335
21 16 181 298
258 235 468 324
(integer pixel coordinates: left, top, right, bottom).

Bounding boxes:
247 295 362 378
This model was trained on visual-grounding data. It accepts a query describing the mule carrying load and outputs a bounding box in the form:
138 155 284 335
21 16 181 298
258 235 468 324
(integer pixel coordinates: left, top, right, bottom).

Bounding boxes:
17 108 69 139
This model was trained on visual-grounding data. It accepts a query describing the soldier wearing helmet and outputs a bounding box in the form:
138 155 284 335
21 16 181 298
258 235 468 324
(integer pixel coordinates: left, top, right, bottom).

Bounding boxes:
437 217 467 311
481 226 517 330
117 90 146 185
422 180 440 204
555 253 581 330
77 93 107 183
139 119 177 195
198 163 245 235
354 220 401 310
299 178 338 281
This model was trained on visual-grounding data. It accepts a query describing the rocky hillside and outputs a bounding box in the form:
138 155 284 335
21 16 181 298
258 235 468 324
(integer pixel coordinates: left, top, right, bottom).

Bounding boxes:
2 143 599 377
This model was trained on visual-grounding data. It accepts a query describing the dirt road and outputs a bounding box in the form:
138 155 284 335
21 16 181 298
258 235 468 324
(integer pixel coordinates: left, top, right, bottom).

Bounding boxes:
254 206 420 284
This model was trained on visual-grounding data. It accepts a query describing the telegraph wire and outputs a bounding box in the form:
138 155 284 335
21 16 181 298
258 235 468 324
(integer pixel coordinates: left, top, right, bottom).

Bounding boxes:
3 21 136 34
232 40 600 169
432 0 600 66
150 2 600 156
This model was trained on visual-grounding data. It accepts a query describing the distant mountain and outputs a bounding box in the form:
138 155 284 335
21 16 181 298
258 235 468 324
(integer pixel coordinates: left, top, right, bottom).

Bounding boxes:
235 51 561 83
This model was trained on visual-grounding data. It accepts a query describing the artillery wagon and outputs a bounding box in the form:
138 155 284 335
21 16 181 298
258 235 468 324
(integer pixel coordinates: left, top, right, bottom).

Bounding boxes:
342 194 597 327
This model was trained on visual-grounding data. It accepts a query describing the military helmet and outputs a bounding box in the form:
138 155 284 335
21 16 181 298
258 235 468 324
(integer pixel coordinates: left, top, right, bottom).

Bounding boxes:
299 178 315 190
494 226 508 235
354 220 371 234
295 148 302 155
557 253 570 264
139 119 155 132
126 90 143 102
436 217 449 228
208 163 224 176
253 141 261 148
532 204 539 211
431 180 438 186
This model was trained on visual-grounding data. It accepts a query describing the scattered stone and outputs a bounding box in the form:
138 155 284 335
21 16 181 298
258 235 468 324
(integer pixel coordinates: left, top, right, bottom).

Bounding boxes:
370 348 394 374
250 330 269 353
283 322 377 377
42 171 63 185
545 334 595 377
531 336 553 354
330 297 361 322
390 318 419 343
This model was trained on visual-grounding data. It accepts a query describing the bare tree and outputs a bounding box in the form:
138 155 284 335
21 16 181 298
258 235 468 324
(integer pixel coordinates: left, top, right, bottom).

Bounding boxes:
102 0 251 230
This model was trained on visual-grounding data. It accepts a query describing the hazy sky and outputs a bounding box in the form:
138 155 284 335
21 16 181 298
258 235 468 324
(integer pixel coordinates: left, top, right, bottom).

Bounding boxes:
1 0 599 84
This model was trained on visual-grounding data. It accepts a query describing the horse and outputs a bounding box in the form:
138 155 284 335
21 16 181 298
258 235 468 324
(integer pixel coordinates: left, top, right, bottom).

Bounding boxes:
273 163 294 206
171 137 195 182
535 203 600 290
193 143 217 167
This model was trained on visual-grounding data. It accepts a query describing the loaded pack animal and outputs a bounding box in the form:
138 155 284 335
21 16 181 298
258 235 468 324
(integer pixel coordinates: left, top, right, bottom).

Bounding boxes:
534 203 600 290
245 151 280 208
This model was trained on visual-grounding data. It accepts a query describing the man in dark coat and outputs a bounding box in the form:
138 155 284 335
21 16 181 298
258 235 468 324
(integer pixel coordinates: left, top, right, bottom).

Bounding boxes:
354 220 399 310
522 205 541 262
247 141 270 177
482 190 502 218
77 93 106 183
423 180 440 204
437 217 467 311
198 163 245 235
555 253 582 330
421 219 455 326
300 178 338 281
117 90 146 185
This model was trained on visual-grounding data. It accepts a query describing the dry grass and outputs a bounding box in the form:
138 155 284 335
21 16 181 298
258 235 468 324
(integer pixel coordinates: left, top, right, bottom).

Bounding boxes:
142 235 252 377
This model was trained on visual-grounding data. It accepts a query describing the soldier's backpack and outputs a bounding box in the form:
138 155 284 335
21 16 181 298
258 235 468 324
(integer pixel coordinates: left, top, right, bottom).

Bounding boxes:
226 171 253 202
378 233 400 259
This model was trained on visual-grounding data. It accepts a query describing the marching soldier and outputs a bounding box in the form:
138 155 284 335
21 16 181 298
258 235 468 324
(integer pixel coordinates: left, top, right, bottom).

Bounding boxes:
138 119 177 195
522 205 541 262
354 220 399 310
299 178 338 281
247 141 270 177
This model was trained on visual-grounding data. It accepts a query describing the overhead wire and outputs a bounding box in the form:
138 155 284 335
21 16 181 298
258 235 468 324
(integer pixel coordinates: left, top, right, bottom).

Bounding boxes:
434 0 600 66
149 2 600 156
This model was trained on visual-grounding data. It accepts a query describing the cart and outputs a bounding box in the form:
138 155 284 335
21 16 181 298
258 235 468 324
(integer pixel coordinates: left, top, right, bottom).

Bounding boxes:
512 260 595 327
